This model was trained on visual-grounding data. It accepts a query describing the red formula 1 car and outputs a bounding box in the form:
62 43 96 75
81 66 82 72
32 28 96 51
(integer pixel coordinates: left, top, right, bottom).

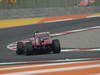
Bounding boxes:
16 32 61 55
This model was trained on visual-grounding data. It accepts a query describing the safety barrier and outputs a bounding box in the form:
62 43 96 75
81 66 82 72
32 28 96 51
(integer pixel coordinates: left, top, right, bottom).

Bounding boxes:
0 0 99 19
0 0 99 9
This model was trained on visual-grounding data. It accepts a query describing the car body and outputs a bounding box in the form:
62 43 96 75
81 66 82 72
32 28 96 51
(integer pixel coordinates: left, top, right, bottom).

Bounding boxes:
16 32 61 55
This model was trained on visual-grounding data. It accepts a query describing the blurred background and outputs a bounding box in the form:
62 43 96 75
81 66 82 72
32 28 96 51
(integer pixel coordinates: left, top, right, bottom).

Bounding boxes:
0 0 100 19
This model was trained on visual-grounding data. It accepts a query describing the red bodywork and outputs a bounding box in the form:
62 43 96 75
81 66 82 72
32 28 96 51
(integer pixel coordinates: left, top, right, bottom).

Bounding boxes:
31 38 52 46
30 32 52 46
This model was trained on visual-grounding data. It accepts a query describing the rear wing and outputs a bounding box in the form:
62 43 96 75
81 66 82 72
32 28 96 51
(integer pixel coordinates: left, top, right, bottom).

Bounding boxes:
35 32 50 37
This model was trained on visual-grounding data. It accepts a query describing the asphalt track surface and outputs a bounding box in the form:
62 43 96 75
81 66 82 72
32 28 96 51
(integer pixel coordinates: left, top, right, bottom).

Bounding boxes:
0 17 100 62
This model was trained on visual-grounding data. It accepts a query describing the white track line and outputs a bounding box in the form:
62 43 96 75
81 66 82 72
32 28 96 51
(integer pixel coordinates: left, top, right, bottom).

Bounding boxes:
44 14 100 23
2 64 100 75
87 15 100 18
61 49 100 52
0 57 99 65
6 14 100 52
92 73 100 75
0 62 30 65
7 26 100 51
0 61 96 71
44 18 73 23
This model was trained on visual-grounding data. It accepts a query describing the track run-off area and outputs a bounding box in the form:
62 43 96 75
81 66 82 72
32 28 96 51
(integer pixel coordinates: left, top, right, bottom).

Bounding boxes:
0 13 100 75
0 59 100 75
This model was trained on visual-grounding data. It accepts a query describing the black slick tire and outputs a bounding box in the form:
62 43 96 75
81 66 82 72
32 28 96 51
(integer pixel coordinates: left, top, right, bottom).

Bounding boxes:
16 42 24 55
25 42 33 55
52 39 61 53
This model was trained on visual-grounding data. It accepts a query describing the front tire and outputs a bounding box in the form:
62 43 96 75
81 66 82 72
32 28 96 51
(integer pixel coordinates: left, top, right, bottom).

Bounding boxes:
52 39 61 53
25 42 33 55
16 42 24 55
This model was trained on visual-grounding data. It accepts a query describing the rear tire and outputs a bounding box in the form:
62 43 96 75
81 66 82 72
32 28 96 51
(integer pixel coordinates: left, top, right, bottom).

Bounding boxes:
25 42 33 55
16 42 24 55
52 39 61 53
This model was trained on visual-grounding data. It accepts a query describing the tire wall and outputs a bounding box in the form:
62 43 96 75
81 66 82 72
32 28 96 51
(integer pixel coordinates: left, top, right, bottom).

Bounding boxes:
0 0 100 19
